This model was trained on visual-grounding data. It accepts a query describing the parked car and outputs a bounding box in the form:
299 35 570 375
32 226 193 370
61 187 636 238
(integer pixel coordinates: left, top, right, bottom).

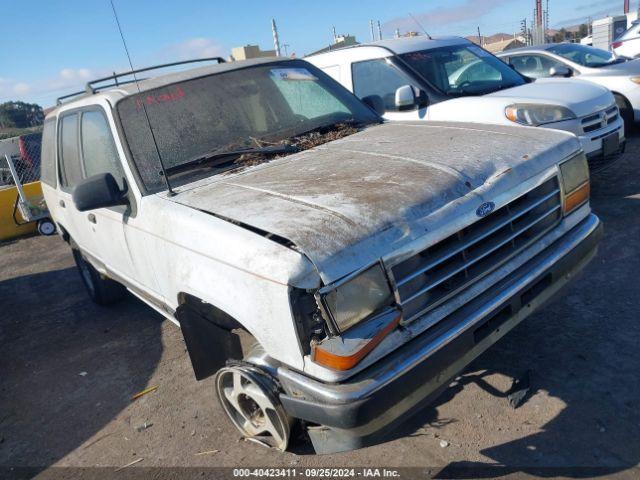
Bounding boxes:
306 36 624 171
580 35 593 46
41 56 602 454
497 43 640 131
612 20 640 59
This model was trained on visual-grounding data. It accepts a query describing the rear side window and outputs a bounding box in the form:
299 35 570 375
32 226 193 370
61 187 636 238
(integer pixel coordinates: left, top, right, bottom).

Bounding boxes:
80 110 124 188
40 118 57 187
59 114 83 188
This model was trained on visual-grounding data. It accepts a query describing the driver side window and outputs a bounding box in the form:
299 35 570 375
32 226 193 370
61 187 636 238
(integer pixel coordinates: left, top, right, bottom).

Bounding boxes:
510 54 564 78
80 110 125 189
352 59 418 111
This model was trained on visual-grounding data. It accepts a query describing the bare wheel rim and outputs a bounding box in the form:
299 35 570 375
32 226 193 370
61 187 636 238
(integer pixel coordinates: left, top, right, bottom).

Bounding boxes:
216 366 290 450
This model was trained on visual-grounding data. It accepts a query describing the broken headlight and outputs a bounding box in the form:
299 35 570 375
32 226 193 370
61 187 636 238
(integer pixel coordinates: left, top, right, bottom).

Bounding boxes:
318 263 393 334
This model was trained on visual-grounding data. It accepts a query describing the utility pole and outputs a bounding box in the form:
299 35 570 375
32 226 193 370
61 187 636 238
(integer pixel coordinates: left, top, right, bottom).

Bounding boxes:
395 28 400 38
520 18 528 45
369 20 375 41
332 26 337 42
282 43 290 56
477 26 482 46
377 20 383 40
271 19 281 57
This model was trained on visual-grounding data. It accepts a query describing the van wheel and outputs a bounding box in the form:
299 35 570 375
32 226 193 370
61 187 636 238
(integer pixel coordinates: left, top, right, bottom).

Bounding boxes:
614 94 634 135
71 246 126 306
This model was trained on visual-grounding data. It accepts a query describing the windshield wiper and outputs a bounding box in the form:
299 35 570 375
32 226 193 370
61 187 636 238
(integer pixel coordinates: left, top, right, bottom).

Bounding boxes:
167 144 300 176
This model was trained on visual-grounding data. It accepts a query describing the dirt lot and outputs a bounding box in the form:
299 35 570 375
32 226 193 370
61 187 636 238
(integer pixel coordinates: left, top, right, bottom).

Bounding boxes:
1 137 639 479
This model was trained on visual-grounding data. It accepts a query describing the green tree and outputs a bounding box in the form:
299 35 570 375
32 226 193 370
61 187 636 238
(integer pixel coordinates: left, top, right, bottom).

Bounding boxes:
578 23 589 38
0 101 44 129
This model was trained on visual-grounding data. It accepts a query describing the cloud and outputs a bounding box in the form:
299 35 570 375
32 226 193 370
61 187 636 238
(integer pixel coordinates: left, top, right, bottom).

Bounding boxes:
12 83 31 95
383 0 510 33
165 37 226 61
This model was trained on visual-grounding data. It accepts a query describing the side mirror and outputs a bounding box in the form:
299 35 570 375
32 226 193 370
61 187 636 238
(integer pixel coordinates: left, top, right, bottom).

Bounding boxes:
361 95 385 116
395 85 417 110
549 65 572 78
73 173 128 212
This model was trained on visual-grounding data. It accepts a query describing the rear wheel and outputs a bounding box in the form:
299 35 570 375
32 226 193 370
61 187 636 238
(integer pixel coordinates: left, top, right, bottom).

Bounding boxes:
216 364 291 450
71 244 126 306
614 94 634 135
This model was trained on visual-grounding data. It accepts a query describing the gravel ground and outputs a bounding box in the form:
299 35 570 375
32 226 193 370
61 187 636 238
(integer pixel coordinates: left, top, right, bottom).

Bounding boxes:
1 136 639 479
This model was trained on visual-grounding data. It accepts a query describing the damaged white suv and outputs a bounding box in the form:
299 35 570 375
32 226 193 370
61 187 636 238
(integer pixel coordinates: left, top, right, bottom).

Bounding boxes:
40 57 602 453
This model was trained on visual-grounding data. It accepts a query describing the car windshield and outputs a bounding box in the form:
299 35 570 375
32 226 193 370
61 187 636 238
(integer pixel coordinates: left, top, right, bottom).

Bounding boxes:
619 22 640 40
117 60 380 191
547 44 618 67
399 44 526 97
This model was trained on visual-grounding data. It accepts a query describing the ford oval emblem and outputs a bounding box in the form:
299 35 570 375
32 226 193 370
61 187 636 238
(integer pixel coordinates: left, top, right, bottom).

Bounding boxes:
476 202 495 217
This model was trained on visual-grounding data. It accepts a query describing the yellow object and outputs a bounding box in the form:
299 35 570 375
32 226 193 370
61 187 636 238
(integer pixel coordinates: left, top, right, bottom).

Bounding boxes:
0 181 42 241
131 385 158 401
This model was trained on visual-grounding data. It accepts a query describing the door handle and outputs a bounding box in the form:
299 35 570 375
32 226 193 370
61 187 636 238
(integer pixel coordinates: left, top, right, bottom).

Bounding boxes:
59 200 65 208
87 213 97 224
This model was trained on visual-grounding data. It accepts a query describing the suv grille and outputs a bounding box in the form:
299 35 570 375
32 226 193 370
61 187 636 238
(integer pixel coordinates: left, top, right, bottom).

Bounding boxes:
581 106 619 134
391 176 562 323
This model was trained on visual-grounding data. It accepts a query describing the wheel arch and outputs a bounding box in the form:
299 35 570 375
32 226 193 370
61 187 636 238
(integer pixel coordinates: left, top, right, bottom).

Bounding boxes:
176 292 256 381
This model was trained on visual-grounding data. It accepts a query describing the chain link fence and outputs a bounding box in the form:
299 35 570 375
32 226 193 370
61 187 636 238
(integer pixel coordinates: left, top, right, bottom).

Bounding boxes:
0 131 42 188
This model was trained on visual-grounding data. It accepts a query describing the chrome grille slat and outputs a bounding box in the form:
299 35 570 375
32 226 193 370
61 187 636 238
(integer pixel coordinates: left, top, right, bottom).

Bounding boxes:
399 204 561 307
395 187 560 288
581 105 619 134
391 176 562 323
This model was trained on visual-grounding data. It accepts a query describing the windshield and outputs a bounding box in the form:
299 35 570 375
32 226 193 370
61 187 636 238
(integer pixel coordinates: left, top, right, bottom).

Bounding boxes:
619 22 640 40
117 60 379 191
547 44 617 67
399 44 526 97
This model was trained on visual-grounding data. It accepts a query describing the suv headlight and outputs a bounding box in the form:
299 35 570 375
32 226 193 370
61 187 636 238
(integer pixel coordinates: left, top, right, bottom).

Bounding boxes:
505 104 576 126
318 263 393 333
559 153 590 215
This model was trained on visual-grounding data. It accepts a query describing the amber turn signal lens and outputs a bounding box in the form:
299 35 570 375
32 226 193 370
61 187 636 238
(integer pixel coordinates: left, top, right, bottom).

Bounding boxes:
564 181 590 215
312 314 401 371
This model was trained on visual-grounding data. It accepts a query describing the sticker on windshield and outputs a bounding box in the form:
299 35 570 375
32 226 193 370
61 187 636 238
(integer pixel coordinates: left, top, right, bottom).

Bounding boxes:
270 68 318 81
468 45 492 58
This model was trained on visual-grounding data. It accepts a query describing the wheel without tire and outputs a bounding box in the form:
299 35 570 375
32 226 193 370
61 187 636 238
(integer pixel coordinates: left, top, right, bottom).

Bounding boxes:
71 245 126 306
36 218 56 236
216 365 291 450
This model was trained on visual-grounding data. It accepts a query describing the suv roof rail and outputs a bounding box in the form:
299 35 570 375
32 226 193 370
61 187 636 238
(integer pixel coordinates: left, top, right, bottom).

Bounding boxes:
85 57 226 94
55 57 226 106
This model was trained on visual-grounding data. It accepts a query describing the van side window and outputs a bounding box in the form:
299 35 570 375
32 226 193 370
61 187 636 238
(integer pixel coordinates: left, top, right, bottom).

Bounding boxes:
352 59 418 111
80 110 124 189
59 113 83 188
40 118 57 187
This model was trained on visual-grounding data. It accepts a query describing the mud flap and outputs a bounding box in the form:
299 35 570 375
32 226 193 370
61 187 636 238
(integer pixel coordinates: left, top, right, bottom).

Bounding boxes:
176 304 243 381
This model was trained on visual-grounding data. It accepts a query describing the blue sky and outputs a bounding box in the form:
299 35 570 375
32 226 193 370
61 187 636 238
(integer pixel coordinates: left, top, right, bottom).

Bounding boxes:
0 0 634 107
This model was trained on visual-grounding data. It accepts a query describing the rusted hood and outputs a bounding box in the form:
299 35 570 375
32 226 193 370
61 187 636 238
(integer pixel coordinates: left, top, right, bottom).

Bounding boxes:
169 122 579 283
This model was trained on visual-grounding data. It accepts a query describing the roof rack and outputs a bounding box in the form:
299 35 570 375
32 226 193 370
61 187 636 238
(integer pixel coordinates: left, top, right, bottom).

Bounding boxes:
85 57 226 93
55 57 226 106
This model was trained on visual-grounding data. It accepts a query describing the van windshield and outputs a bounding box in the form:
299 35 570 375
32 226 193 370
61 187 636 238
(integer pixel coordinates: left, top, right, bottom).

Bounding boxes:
399 44 526 97
117 60 379 192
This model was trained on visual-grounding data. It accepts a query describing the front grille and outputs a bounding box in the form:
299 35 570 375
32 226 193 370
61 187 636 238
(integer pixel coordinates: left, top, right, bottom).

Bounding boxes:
582 105 619 134
391 176 562 323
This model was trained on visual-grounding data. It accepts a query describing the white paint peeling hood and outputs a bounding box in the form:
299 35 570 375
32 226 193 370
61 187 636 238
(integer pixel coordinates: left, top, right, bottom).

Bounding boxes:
168 122 580 284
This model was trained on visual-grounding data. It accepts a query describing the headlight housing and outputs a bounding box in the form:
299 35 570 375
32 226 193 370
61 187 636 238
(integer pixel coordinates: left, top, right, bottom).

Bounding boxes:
559 153 590 215
505 104 576 126
630 76 640 85
318 263 393 333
